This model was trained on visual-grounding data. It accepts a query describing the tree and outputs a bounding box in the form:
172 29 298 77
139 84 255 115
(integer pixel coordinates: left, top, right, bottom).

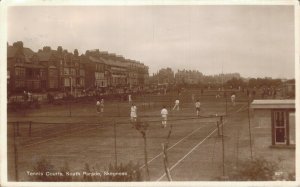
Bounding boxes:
225 78 246 88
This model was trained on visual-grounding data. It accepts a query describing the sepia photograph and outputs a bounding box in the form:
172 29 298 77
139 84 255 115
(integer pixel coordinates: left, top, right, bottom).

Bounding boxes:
1 0 299 186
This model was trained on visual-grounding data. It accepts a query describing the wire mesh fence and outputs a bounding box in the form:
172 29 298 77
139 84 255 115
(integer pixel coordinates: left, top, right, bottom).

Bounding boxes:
8 113 228 182
7 88 256 181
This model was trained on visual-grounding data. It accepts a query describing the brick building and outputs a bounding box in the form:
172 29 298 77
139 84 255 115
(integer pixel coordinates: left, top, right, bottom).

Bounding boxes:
7 41 45 93
7 42 149 95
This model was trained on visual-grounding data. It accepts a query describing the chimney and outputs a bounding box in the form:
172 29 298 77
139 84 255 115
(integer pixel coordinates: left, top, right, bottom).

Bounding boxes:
43 46 51 52
13 41 24 49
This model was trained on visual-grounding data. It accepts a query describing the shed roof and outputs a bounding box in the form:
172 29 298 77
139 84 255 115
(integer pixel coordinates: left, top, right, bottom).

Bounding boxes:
251 100 295 109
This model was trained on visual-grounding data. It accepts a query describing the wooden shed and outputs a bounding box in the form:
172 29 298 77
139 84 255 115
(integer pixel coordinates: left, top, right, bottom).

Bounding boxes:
251 100 295 147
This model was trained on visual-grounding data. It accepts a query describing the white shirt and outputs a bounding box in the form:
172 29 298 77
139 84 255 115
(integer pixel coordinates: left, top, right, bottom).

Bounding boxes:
161 108 168 117
175 100 180 104
131 106 137 117
96 101 100 106
231 95 236 100
195 102 201 108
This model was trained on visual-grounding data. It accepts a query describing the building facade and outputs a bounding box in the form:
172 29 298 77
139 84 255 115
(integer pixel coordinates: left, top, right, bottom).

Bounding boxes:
7 41 45 93
7 42 149 95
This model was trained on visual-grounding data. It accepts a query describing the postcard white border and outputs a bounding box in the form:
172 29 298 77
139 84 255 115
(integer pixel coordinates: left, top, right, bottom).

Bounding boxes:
0 0 299 187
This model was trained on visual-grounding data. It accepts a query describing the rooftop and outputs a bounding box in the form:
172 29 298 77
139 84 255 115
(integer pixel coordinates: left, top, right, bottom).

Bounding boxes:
251 99 295 109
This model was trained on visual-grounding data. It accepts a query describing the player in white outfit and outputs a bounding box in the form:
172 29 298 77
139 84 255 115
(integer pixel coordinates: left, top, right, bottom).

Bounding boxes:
96 100 101 113
161 106 168 128
100 99 104 113
130 104 137 124
172 99 180 111
195 100 201 117
231 93 236 106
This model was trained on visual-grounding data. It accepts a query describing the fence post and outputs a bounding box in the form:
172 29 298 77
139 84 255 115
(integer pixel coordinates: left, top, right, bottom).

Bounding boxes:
220 116 225 177
29 121 32 137
117 102 120 117
113 121 117 168
148 94 150 108
217 121 220 136
16 121 20 137
247 99 253 161
69 101 72 117
143 132 150 181
13 122 19 181
143 94 145 110
225 93 228 115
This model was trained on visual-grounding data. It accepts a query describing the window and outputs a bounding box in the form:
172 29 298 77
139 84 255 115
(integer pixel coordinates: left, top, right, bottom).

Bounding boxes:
40 69 46 79
70 68 76 76
76 78 80 85
80 78 85 86
15 80 25 88
15 67 25 78
95 72 104 80
274 111 286 144
80 70 85 76
272 110 294 146
64 68 70 75
64 78 70 86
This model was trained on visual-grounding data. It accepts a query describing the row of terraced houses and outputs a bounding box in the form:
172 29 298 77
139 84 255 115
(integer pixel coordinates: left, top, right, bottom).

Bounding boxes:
7 41 149 94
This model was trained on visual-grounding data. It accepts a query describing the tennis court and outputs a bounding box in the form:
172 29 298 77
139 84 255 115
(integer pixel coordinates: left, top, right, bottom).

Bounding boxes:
8 89 252 181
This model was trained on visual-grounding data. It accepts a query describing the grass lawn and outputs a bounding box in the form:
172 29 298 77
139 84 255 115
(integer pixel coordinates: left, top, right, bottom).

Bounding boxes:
7 89 295 181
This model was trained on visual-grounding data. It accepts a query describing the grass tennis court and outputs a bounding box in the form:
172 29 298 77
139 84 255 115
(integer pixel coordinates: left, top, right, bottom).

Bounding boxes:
8 89 255 181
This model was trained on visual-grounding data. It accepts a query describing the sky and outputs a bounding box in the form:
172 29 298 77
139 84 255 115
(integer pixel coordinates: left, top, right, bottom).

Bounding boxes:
7 5 296 79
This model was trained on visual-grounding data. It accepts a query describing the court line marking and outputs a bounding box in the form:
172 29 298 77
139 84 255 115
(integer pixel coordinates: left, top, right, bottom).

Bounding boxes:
139 125 206 169
156 104 246 181
156 124 221 181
